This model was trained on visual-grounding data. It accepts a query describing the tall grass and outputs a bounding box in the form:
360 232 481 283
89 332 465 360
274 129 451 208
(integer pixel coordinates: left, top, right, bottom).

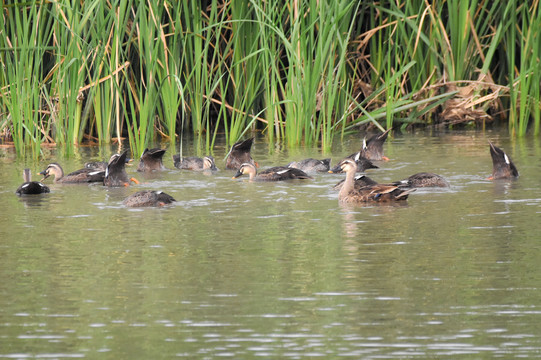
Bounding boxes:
1 1 540 157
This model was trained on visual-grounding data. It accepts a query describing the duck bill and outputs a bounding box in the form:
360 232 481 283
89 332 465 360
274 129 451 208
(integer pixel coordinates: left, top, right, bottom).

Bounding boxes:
38 170 50 181
328 165 343 174
232 170 243 179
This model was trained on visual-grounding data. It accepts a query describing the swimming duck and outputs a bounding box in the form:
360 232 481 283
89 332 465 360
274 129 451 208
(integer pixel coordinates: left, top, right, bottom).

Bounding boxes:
16 168 50 195
337 159 414 203
173 155 218 171
123 190 176 207
392 172 449 188
84 161 108 171
39 163 105 184
489 141 519 180
232 163 312 181
85 155 133 171
225 138 257 170
288 158 331 173
104 151 139 187
137 148 166 172
332 174 378 191
360 128 391 161
329 151 378 173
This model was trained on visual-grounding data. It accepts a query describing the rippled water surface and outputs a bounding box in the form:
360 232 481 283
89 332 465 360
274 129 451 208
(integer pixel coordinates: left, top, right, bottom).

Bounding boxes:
1 129 541 358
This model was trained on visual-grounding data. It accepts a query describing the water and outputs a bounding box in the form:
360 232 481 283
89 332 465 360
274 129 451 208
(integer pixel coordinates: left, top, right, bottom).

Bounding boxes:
1 129 541 358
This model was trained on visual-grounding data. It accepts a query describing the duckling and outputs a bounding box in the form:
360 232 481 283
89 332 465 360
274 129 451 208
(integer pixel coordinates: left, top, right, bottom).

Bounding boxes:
392 172 449 188
225 138 257 170
16 168 50 195
233 163 312 181
39 163 105 184
360 128 391 161
329 151 378 173
172 155 218 171
123 190 176 207
337 159 414 203
137 148 166 172
104 151 139 187
288 158 331 173
332 174 378 191
489 141 519 180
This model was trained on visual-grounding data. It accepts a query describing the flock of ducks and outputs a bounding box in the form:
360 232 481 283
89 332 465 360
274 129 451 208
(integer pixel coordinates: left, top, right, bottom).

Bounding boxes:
15 131 519 207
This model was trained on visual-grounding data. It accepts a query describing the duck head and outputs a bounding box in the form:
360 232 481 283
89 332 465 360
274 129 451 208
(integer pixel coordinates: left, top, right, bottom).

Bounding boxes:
38 163 64 181
232 163 257 180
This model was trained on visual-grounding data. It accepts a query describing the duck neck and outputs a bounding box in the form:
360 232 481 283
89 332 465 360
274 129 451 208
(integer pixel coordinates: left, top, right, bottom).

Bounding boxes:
54 168 64 183
339 168 356 198
248 167 257 181
23 169 31 183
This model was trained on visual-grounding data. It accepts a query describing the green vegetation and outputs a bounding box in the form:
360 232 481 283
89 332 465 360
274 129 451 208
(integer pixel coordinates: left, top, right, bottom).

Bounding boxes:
0 1 539 157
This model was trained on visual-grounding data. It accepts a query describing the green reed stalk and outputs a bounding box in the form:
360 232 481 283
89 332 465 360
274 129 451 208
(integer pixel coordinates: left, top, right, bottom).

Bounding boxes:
88 0 130 145
178 1 207 137
154 2 182 146
251 0 284 145
124 0 163 156
50 1 97 153
515 1 541 136
0 1 53 156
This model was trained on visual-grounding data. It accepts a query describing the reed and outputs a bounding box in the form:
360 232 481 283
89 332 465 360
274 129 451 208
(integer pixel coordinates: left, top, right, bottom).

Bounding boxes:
1 0 540 157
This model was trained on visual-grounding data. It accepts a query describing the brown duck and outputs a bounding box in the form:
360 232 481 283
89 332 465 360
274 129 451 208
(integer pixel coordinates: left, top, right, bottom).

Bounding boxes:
123 190 176 207
233 163 312 181
137 148 166 172
39 163 105 184
488 141 519 180
336 159 414 203
360 128 391 161
288 158 331 174
392 172 449 188
173 155 218 171
104 151 140 187
225 138 257 170
329 151 378 173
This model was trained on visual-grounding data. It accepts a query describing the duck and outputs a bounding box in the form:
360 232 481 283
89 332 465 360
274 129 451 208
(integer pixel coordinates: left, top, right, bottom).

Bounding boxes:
123 190 176 207
84 161 108 171
85 155 132 171
225 138 257 170
332 174 378 191
392 172 449 188
137 148 166 172
288 158 331 173
173 155 218 171
329 151 378 173
104 151 140 187
360 128 391 161
16 168 50 195
232 163 312 181
39 163 105 184
489 141 519 180
336 159 414 203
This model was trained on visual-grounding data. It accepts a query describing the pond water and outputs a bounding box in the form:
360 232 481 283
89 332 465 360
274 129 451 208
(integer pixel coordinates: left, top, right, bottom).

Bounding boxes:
1 129 541 358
